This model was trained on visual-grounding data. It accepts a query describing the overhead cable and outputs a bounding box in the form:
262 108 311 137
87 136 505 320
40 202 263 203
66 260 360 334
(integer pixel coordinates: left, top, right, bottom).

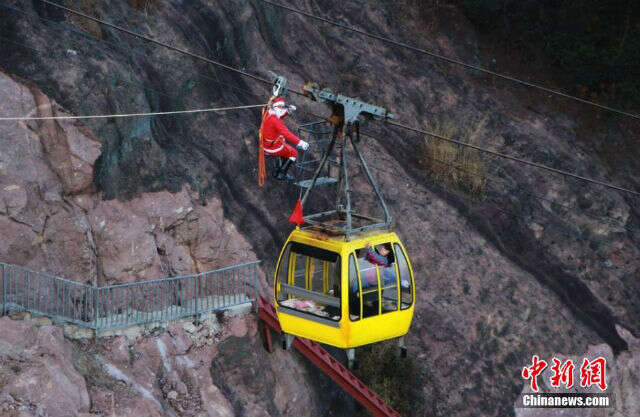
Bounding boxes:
28 1 640 196
260 0 640 121
0 104 266 121
38 0 273 86
385 120 640 196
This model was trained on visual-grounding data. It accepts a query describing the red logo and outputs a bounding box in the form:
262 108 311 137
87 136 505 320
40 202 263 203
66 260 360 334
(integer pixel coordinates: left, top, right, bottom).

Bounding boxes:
522 356 608 392
550 358 575 389
580 357 607 391
522 355 548 392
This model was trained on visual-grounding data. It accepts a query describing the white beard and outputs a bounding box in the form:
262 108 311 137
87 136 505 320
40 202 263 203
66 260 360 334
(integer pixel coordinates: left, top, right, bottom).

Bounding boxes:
268 106 288 119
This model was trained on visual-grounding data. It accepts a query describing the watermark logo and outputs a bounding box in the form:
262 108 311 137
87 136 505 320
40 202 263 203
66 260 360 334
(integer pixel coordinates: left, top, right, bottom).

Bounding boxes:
521 355 547 392
518 393 611 408
518 355 611 409
579 357 607 391
550 357 574 389
522 355 607 392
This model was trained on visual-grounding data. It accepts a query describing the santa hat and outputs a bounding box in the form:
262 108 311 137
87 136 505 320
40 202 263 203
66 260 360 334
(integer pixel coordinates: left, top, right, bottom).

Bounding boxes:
272 97 286 108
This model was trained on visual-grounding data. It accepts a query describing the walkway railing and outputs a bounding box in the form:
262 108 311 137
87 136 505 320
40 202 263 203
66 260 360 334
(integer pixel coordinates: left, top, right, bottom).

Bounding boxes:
0 261 260 331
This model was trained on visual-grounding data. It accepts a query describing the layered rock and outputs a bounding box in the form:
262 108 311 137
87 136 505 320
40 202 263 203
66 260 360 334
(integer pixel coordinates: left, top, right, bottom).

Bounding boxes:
0 317 90 417
0 71 258 287
0 311 337 417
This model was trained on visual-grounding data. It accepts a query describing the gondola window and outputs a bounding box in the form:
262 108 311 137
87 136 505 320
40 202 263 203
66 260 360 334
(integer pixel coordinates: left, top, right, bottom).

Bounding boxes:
356 250 380 318
348 254 361 321
394 243 413 309
276 242 341 322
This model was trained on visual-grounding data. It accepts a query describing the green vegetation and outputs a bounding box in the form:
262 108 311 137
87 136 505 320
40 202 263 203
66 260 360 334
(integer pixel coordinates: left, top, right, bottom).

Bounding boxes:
458 0 640 105
66 0 96 9
354 341 426 417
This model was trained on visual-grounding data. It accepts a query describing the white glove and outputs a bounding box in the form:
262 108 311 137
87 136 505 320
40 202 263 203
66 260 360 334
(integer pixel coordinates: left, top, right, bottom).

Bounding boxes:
287 105 297 113
297 140 309 151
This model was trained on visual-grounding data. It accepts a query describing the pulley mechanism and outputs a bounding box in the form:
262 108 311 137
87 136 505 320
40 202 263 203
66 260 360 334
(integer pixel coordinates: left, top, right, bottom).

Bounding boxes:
272 74 288 98
302 82 393 125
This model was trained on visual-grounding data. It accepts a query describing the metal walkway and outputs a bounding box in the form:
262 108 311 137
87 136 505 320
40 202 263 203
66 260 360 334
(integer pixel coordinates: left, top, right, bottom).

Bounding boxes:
258 296 401 417
0 261 260 332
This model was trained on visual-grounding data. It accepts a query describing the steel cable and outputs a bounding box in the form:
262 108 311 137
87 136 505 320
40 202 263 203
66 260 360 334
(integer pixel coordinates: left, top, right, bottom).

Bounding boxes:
260 0 640 121
38 0 272 86
0 103 267 121
15 1 640 197
384 120 640 196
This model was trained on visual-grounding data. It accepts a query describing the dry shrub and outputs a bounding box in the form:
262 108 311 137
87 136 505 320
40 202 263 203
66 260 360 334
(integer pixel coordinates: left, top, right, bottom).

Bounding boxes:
64 0 104 39
128 0 158 11
354 341 426 417
420 115 487 198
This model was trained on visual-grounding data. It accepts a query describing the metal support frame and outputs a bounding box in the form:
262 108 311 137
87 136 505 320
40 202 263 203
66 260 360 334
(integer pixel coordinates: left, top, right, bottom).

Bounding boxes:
342 127 352 233
296 81 394 239
283 333 294 350
346 348 356 370
350 135 391 225
398 336 407 358
264 322 273 353
301 138 337 206
299 124 392 239
272 75 287 97
302 83 393 123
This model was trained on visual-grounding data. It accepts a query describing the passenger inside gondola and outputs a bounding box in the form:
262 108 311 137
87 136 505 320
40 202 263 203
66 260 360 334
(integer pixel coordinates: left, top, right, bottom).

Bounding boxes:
348 242 413 320
363 242 396 287
353 243 410 290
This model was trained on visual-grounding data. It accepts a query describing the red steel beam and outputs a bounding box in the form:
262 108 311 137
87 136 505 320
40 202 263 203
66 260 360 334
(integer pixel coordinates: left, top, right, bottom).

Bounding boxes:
258 296 400 417
258 296 281 332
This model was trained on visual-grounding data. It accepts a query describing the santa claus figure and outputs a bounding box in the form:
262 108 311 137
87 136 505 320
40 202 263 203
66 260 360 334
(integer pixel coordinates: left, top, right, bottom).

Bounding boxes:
260 97 309 180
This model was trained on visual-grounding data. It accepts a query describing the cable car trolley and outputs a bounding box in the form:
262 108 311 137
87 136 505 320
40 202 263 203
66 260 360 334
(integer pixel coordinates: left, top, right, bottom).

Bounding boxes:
272 78 415 367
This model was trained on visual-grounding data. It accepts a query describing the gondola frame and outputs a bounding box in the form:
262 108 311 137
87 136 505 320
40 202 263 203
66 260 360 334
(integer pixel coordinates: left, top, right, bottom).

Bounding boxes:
274 228 415 348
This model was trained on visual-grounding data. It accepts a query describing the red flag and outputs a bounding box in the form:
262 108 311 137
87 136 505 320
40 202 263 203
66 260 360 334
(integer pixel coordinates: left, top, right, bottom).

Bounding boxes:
288 199 304 225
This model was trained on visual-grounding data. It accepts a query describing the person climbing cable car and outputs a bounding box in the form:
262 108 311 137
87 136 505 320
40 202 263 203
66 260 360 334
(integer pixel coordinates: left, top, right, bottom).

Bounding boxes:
259 97 309 180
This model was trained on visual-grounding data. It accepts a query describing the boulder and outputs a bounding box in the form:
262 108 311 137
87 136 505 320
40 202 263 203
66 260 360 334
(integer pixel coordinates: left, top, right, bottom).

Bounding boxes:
0 317 90 417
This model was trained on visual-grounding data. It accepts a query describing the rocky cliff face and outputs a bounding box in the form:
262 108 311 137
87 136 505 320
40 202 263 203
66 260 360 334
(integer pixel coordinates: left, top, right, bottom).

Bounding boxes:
0 71 258 285
0 309 352 417
0 1 638 416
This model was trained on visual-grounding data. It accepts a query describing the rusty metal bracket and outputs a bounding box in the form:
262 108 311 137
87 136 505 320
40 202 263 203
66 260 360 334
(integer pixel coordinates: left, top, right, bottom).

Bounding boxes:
302 82 394 123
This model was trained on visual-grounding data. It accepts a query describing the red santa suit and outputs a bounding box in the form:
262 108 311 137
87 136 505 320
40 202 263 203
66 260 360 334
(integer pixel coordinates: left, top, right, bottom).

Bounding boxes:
261 98 303 160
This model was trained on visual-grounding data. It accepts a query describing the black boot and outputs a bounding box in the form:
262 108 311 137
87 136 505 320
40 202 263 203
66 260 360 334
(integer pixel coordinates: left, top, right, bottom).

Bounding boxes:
272 158 287 178
276 159 295 181
272 159 283 178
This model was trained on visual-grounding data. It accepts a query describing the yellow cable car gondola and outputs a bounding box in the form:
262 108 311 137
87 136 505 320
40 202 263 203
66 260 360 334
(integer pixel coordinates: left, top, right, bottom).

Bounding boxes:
270 78 415 367
274 228 415 352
